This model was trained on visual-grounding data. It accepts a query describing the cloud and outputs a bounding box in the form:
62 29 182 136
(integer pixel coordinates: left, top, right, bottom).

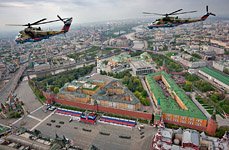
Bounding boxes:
0 0 228 31
0 2 31 8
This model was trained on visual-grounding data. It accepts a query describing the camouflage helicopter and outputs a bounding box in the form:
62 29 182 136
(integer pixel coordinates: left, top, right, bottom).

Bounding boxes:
143 6 215 29
6 15 73 44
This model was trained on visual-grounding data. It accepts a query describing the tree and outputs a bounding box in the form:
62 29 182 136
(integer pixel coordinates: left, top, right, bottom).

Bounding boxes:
215 126 229 138
141 90 148 97
223 68 229 75
103 60 109 65
183 81 192 92
134 91 141 98
191 53 202 59
54 87 60 94
185 73 199 82
122 76 129 85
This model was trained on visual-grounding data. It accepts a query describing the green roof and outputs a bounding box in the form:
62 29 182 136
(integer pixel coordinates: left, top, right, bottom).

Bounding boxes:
146 71 207 120
200 67 229 86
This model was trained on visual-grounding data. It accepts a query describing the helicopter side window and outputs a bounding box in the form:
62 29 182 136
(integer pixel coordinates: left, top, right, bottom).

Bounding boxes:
153 20 160 25
18 33 22 38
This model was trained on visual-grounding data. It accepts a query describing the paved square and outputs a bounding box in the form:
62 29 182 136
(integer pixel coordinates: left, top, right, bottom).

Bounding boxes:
35 114 156 150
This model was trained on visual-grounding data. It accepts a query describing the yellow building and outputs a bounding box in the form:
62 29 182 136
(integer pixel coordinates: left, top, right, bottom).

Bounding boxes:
92 80 141 111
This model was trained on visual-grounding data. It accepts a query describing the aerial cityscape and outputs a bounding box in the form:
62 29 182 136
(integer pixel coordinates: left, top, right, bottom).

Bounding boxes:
0 0 229 150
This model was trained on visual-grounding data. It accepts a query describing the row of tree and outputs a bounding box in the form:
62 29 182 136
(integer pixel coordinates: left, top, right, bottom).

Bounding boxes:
150 53 183 72
33 64 96 92
183 73 214 92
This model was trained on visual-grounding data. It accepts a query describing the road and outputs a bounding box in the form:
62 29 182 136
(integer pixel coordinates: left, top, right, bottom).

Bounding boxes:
14 81 43 113
0 63 27 102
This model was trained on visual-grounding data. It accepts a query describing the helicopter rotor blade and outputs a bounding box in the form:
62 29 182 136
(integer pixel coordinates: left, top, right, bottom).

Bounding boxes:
36 19 65 25
30 18 47 25
142 12 152 14
210 13 216 16
6 24 27 26
6 17 69 27
142 12 165 16
168 9 183 15
173 10 197 15
57 15 64 22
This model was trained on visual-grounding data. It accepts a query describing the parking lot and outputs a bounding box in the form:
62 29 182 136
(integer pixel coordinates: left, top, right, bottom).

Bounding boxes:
35 114 157 150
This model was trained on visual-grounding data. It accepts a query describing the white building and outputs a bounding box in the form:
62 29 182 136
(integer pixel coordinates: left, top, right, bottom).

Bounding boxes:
34 63 50 72
198 67 229 91
213 60 229 72
172 56 207 69
203 45 224 55
130 60 154 76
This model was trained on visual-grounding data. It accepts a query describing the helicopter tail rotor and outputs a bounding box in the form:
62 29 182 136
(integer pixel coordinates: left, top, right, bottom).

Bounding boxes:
206 5 216 16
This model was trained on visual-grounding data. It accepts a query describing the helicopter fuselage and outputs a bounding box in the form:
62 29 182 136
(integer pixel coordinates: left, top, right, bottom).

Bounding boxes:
14 17 73 44
16 28 65 44
148 16 203 29
146 6 215 29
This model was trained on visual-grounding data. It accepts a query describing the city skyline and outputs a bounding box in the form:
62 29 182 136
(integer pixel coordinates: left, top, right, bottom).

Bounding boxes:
0 0 229 31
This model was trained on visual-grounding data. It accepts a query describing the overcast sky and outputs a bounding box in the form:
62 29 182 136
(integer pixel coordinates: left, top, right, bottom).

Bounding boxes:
0 0 228 31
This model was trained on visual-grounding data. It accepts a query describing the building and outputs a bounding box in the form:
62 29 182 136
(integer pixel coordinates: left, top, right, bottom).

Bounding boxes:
213 60 229 72
145 71 217 134
107 36 131 47
172 55 207 69
152 127 229 150
203 45 225 55
0 62 6 80
57 77 141 111
97 52 153 74
182 129 199 149
130 60 154 76
57 79 105 104
92 80 141 111
210 39 229 49
34 63 51 72
198 67 229 91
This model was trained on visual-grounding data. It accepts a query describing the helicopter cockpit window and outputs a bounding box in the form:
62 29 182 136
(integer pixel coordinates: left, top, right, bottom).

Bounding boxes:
16 33 22 38
153 20 160 25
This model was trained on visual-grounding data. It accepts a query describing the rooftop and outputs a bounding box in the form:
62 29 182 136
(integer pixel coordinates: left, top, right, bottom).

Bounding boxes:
92 80 140 105
200 67 229 85
146 71 207 120
130 60 152 69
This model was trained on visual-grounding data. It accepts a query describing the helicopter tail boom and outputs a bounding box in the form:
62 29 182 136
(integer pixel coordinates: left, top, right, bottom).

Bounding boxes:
61 17 73 32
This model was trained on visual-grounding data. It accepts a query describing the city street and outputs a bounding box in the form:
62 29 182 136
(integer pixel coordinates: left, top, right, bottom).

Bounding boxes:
14 81 43 113
0 64 27 102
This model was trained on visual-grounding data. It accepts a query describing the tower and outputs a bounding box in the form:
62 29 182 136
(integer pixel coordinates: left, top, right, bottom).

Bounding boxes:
96 56 101 73
154 99 163 127
161 59 169 73
206 108 217 136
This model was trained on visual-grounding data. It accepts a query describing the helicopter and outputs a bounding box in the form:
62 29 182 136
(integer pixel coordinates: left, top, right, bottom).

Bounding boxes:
143 6 215 29
6 15 73 44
